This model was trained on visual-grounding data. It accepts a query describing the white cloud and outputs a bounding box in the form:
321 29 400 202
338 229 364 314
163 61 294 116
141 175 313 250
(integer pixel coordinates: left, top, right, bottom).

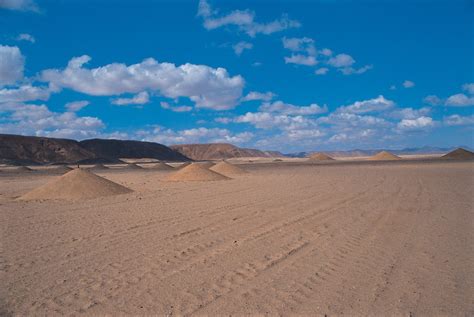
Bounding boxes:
160 101 192 112
284 54 317 66
241 91 275 102
65 100 90 112
0 0 39 12
445 93 474 107
443 114 474 126
339 64 372 75
233 41 253 56
198 0 300 37
41 55 244 110
318 112 390 128
337 95 395 114
403 80 415 88
259 100 327 115
315 67 329 75
0 45 24 86
423 95 442 106
16 33 35 43
397 116 434 131
327 53 355 68
0 85 51 102
111 91 150 106
390 85 397 90
462 83 474 95
282 37 316 55
0 102 104 139
234 112 313 130
389 107 431 120
320 48 332 56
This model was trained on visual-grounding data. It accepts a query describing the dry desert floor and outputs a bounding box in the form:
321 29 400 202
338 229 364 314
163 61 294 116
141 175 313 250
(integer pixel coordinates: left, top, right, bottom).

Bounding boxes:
1 161 473 315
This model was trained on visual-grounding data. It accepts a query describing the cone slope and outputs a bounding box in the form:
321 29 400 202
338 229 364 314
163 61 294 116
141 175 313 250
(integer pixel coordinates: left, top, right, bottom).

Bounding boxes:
165 163 230 182
149 162 174 170
123 163 143 170
210 161 248 176
368 151 401 161
19 168 132 201
442 148 474 160
309 153 335 161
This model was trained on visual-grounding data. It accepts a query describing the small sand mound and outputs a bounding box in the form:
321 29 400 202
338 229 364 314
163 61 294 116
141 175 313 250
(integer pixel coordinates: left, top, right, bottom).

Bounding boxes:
50 165 73 173
442 148 474 160
122 163 144 170
368 151 401 161
309 153 335 161
7 166 33 173
149 162 174 170
19 168 132 201
165 163 230 182
87 164 109 171
210 161 248 176
176 162 191 169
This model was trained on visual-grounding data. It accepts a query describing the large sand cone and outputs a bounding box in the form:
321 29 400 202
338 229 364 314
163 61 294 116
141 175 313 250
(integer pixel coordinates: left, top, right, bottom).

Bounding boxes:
368 151 401 161
165 163 230 182
149 162 174 171
442 148 474 160
19 168 132 201
210 161 248 177
197 161 215 169
309 153 335 161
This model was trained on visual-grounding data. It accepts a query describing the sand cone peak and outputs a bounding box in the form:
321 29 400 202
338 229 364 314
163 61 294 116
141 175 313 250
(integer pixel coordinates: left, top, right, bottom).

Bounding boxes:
165 163 230 182
210 161 248 176
19 168 132 201
150 162 174 170
442 148 474 160
176 162 191 169
123 163 143 170
309 153 335 161
368 151 401 161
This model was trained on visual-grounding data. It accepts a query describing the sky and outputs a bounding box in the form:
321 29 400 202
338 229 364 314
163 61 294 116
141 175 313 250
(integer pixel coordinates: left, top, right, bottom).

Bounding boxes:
0 0 473 152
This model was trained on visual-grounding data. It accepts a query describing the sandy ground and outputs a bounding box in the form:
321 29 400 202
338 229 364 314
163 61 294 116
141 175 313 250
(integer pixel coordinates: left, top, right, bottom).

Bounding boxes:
1 161 473 315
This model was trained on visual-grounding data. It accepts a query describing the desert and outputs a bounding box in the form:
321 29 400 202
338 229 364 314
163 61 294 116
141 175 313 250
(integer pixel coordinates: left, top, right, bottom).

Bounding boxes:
1 153 473 315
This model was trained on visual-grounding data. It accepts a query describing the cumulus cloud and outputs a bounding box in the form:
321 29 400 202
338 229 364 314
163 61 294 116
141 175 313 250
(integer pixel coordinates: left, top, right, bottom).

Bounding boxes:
0 85 51 102
423 95 442 106
337 95 395 114
462 83 474 94
0 45 24 86
16 33 35 43
232 41 253 56
397 116 434 131
282 37 316 55
339 64 373 75
403 80 415 88
160 101 192 112
65 100 90 112
0 0 39 12
284 54 317 66
197 0 300 37
445 93 474 107
389 107 431 120
111 91 150 106
315 67 329 75
0 102 104 139
259 100 327 115
41 55 244 110
241 91 275 102
327 53 355 68
443 114 474 126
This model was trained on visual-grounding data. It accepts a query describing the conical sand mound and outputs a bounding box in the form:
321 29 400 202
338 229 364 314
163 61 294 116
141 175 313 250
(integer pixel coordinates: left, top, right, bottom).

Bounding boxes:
309 153 335 161
149 162 174 170
87 164 109 171
197 161 215 169
19 169 132 201
210 161 248 176
165 163 230 182
368 151 401 161
442 148 474 160
176 162 191 169
122 163 144 170
50 165 73 173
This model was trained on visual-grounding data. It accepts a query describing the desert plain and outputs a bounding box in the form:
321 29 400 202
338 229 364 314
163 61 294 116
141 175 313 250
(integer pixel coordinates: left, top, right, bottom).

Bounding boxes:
1 159 473 315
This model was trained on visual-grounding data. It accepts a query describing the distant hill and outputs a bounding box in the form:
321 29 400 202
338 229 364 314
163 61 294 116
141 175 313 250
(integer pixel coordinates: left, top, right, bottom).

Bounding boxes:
170 143 285 160
286 146 472 158
0 134 189 164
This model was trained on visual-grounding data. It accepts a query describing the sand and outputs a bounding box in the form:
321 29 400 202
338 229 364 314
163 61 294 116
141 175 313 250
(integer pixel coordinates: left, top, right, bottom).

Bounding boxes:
176 162 191 169
309 153 335 161
368 151 402 161
1 161 473 315
442 147 474 160
148 162 175 170
210 161 248 176
2 166 34 173
87 164 109 171
165 163 230 182
18 168 132 201
122 163 144 170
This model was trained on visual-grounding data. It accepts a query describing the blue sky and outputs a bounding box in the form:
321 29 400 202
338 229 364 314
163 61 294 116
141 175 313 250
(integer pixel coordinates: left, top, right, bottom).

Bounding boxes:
0 0 473 152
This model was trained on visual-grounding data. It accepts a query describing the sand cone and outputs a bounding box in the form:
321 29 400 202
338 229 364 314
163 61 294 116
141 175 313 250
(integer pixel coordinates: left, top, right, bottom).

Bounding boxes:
442 148 474 160
149 162 174 170
368 151 401 161
123 163 144 170
210 161 248 177
176 162 191 169
19 168 132 201
165 163 230 182
50 165 73 173
309 153 335 161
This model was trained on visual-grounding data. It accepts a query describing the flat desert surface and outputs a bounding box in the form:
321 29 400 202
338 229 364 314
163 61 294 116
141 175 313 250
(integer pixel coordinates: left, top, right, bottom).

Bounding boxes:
1 161 473 315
